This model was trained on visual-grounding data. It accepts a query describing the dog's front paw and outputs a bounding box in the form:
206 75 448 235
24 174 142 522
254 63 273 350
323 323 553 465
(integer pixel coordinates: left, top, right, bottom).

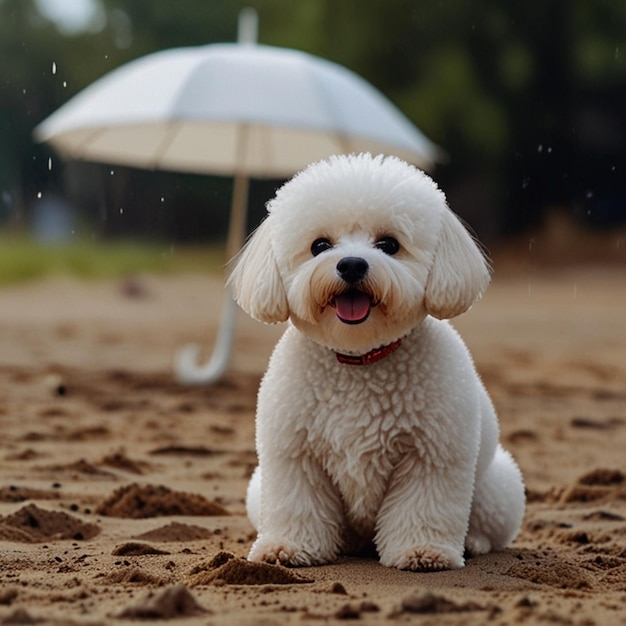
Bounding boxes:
380 544 464 571
248 538 330 567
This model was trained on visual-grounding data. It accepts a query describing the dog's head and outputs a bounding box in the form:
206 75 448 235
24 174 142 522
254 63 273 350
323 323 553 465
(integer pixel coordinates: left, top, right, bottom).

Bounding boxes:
228 153 490 355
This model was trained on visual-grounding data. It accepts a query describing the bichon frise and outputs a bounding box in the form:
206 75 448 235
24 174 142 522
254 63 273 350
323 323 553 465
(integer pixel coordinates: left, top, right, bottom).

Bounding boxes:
228 153 525 571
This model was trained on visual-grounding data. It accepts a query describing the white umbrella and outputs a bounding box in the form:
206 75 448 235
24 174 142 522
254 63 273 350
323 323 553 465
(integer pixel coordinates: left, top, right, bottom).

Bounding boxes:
34 10 441 384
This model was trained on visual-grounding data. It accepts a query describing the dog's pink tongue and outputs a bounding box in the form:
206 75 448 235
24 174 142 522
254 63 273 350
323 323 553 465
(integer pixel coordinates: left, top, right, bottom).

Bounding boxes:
334 291 371 323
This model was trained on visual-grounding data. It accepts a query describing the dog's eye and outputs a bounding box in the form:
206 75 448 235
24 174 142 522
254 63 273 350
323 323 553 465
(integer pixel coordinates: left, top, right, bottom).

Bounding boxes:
375 236 400 256
311 238 333 256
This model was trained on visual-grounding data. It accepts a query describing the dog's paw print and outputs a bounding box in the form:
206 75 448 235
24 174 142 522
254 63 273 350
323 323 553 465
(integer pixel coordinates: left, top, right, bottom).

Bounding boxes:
382 544 464 571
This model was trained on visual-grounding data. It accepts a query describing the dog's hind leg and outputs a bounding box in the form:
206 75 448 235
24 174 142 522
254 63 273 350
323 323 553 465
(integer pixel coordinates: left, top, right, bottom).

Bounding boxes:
465 445 525 555
246 466 262 531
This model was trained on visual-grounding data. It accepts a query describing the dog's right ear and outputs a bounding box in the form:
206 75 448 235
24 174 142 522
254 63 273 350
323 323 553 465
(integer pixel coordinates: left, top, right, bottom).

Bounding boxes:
226 217 289 324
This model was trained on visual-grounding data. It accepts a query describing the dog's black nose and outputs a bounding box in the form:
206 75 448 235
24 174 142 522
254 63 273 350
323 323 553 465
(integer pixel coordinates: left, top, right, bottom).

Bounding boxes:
336 257 369 283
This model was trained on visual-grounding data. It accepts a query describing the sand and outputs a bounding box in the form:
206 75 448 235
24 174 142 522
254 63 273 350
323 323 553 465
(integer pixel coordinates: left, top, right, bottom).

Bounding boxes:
0 261 625 625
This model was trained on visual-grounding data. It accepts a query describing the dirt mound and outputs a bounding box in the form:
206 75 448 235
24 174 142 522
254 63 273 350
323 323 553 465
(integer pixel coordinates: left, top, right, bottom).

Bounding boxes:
95 483 230 518
111 542 170 556
394 591 486 615
0 486 60 503
560 468 626 504
0 503 100 542
100 451 150 475
187 552 313 586
133 521 214 542
116 584 208 620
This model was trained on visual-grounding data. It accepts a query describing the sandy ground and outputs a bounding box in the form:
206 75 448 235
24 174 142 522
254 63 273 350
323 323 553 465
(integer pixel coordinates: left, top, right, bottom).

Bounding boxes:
0 260 625 625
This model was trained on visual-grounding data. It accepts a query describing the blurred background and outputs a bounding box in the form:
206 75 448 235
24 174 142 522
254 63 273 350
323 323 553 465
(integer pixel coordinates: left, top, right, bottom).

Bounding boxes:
1 0 625 280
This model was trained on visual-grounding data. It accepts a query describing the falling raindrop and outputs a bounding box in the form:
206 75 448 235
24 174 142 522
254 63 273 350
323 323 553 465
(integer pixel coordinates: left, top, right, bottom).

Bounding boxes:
48 157 53 171
37 191 42 199
119 207 124 214
110 169 115 176
160 197 165 203
537 144 543 153
52 61 57 75
62 81 67 88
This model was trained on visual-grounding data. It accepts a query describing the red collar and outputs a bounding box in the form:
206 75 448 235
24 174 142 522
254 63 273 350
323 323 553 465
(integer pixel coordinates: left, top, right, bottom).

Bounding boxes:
335 338 403 366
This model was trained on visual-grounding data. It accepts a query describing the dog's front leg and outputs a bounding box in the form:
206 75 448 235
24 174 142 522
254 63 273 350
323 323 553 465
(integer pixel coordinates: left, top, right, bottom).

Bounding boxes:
248 454 344 567
375 454 474 571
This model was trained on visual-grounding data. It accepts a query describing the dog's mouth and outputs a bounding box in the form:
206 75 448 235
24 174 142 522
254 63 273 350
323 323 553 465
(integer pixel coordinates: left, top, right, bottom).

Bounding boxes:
330 290 374 325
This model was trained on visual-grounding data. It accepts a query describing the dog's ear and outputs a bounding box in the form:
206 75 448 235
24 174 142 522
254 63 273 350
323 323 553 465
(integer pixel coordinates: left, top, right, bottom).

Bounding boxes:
424 209 491 320
227 217 289 324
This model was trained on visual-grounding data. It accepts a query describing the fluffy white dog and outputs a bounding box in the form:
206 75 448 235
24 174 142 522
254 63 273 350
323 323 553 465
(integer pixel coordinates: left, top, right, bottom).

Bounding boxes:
228 153 525 571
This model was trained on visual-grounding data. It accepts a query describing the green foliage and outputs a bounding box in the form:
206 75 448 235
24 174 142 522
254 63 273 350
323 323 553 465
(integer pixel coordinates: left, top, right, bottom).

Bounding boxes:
0 234 223 286
0 0 624 241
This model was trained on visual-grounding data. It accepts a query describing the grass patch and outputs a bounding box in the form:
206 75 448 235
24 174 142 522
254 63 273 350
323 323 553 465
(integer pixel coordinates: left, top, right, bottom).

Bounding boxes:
0 234 226 286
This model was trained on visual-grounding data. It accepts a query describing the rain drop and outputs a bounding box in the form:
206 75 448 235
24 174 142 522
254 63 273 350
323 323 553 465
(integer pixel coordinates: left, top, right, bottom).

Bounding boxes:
63 81 67 88
537 144 543 153
48 157 53 171
160 197 165 203
586 190 594 199
37 191 42 199
52 61 57 75
110 169 115 176
119 207 124 214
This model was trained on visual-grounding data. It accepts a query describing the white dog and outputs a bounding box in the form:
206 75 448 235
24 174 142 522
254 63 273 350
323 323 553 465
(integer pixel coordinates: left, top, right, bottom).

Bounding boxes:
228 153 525 571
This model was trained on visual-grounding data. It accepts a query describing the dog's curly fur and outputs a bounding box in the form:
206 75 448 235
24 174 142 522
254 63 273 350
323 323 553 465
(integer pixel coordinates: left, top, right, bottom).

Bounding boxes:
228 153 525 571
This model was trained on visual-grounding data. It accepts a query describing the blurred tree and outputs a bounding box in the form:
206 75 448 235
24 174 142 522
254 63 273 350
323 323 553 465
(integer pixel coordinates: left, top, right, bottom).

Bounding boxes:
1 0 624 241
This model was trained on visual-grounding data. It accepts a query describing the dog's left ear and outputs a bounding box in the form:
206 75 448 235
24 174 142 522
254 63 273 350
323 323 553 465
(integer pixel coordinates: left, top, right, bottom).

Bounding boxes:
424 209 491 320
227 217 289 324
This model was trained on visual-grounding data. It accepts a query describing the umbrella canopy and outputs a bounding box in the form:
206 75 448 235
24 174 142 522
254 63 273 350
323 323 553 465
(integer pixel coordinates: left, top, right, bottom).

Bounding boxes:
34 43 440 177
34 35 441 385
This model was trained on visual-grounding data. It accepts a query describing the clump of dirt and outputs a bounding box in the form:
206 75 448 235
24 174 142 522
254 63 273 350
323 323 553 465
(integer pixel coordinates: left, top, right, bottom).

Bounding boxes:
187 551 313 586
116 584 209 620
578 469 625 486
100 451 150 475
112 542 170 556
95 483 230 518
333 601 380 619
133 521 214 542
100 568 167 585
560 468 626 504
0 486 60 503
394 590 485 615
0 503 100 542
41 459 116 479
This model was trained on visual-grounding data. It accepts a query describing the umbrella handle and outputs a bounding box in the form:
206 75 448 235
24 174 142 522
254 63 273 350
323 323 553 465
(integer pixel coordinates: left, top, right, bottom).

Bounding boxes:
174 290 238 385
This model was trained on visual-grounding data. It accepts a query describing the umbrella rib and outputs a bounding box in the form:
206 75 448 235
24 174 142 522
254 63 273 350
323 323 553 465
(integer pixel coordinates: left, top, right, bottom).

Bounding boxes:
152 121 183 170
73 127 108 160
